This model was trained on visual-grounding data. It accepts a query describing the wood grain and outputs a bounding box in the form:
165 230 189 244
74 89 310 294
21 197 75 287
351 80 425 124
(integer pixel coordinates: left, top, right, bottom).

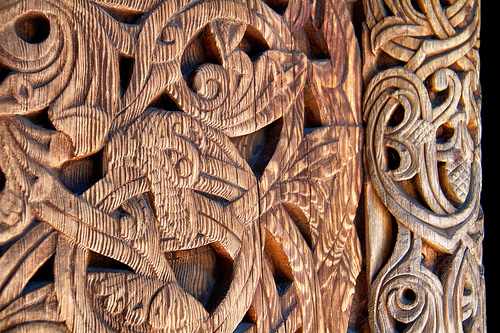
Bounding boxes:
0 0 485 332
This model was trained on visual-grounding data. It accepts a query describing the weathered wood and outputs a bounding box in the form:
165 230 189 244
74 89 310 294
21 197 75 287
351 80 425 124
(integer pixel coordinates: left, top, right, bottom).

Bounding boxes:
0 0 485 332
362 0 485 332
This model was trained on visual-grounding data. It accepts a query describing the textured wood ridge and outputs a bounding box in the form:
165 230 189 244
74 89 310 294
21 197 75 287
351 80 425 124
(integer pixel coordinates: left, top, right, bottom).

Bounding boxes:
0 0 485 332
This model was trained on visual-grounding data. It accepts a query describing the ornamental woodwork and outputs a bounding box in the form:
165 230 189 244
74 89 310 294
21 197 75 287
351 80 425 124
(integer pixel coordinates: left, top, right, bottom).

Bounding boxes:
0 0 484 332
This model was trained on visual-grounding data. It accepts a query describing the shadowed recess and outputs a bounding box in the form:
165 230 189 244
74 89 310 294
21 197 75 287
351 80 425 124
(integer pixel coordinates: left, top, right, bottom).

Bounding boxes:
230 117 283 179
201 242 234 313
264 229 294 297
303 19 330 60
263 0 289 15
237 25 270 59
282 202 312 249
164 244 218 307
388 104 405 128
436 123 455 143
119 53 135 97
148 89 182 111
0 166 5 193
14 11 50 44
0 62 11 86
27 254 55 284
193 190 230 207
23 107 56 131
303 84 322 136
94 4 144 24
87 250 135 273
181 24 223 79
386 146 400 171
58 149 106 195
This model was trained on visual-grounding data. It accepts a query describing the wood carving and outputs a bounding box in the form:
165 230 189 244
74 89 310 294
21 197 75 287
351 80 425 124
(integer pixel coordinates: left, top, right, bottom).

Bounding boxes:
0 0 486 332
362 0 485 332
0 0 364 332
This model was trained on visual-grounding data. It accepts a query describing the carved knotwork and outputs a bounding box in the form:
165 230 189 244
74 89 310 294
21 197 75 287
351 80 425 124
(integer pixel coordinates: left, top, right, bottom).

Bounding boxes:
362 0 485 332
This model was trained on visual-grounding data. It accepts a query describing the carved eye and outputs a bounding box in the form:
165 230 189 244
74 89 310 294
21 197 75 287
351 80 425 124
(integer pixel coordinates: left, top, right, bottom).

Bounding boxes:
160 24 183 46
14 11 50 44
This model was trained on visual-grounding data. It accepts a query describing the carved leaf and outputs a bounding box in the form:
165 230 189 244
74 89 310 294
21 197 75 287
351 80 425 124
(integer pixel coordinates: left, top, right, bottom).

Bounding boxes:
284 0 311 32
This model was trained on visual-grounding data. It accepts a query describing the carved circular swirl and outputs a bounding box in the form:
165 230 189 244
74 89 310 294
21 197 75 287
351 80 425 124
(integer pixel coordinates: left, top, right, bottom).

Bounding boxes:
0 0 75 114
363 66 481 253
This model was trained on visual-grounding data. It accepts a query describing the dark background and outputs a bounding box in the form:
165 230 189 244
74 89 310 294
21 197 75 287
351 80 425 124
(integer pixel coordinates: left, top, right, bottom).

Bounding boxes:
479 1 499 331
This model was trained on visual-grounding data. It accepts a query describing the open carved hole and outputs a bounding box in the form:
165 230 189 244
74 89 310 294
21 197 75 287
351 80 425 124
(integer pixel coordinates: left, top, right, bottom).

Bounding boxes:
263 0 289 15
386 146 400 171
148 89 182 111
197 242 234 313
303 84 322 135
28 254 55 284
282 202 313 249
0 62 11 85
58 148 106 195
0 166 5 193
23 107 56 130
436 123 455 143
410 0 425 14
230 117 283 179
87 250 135 273
348 0 365 48
303 20 330 60
237 25 270 59
264 229 294 297
388 104 405 128
401 288 417 305
181 24 223 79
119 53 134 97
14 11 50 44
395 320 409 333
95 4 144 25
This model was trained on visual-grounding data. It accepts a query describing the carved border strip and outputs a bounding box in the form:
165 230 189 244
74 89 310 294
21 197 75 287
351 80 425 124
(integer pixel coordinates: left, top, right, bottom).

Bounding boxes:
361 0 485 332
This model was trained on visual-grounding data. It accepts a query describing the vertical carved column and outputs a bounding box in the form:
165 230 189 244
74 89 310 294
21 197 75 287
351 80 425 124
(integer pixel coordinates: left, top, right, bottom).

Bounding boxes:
362 0 485 332
0 0 366 332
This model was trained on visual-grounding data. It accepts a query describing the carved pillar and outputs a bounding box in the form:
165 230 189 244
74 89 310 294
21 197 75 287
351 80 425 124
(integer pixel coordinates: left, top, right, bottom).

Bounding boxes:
362 0 485 332
0 0 484 332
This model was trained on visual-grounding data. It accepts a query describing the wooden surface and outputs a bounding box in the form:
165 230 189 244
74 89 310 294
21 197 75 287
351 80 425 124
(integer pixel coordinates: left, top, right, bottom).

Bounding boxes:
362 0 485 332
0 0 485 332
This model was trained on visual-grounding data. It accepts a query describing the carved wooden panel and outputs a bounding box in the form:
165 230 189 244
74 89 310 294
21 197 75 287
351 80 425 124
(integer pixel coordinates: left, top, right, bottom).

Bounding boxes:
362 0 485 332
0 0 485 332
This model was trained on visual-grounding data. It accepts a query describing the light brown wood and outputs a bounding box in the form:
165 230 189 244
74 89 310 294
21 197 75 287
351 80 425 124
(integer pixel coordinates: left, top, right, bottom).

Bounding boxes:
362 0 485 332
0 0 485 332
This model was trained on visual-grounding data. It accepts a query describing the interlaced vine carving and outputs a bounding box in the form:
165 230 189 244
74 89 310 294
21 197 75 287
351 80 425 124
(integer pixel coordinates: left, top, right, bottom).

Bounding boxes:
362 0 484 332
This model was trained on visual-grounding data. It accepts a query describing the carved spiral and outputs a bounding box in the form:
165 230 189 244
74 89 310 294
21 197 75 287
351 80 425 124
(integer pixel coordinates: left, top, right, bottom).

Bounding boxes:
0 0 75 114
370 227 445 333
185 63 230 120
363 66 481 252
378 274 444 332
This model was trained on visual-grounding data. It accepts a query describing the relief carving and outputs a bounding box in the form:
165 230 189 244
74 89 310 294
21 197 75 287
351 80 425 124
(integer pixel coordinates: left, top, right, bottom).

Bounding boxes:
362 0 485 332
0 0 485 332
0 0 363 332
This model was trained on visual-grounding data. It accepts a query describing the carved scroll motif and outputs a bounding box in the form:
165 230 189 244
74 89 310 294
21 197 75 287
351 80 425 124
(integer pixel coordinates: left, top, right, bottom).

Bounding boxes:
0 0 363 332
362 0 485 332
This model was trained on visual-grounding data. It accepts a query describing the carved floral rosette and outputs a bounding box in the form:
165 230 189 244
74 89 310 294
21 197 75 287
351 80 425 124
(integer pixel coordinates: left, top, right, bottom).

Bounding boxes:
362 0 485 332
0 0 364 332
